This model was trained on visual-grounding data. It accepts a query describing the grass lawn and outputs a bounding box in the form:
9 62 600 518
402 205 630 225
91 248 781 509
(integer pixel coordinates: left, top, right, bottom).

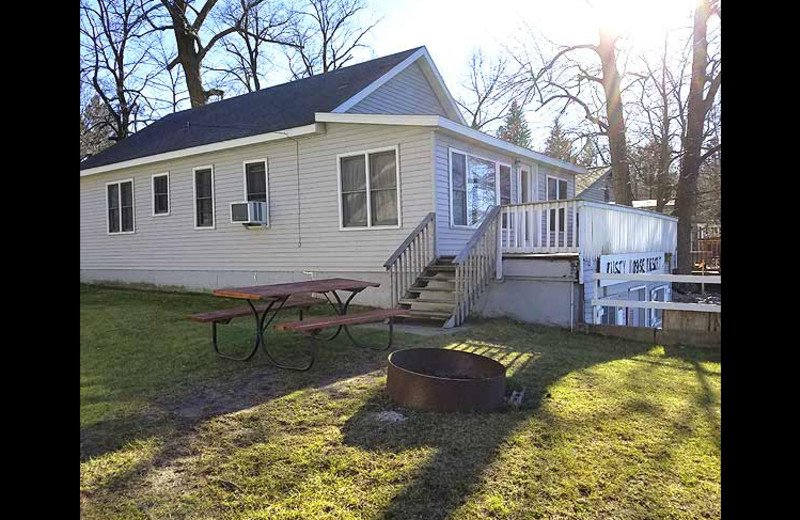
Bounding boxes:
80 284 721 519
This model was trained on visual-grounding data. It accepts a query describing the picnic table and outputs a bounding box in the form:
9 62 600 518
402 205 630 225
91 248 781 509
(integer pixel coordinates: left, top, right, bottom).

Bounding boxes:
189 278 404 371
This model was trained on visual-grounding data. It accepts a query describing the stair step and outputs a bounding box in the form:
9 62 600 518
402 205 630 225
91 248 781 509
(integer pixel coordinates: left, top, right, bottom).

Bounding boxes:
399 310 454 320
407 286 454 293
399 298 454 305
427 265 456 271
419 276 454 282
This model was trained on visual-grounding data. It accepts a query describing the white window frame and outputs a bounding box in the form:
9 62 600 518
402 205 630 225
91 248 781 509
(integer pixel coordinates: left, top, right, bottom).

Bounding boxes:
105 178 136 235
336 145 402 231
193 165 216 230
649 284 669 327
546 175 569 201
242 159 269 202
448 147 512 229
151 172 170 217
241 159 270 229
627 285 648 327
517 163 536 203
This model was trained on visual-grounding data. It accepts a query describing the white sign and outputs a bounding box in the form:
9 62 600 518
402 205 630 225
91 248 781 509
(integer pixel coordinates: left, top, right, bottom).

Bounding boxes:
599 251 665 287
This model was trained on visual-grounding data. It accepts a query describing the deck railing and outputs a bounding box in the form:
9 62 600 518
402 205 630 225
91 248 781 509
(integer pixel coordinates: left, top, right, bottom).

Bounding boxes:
501 199 581 253
500 200 678 261
453 206 501 327
384 212 436 308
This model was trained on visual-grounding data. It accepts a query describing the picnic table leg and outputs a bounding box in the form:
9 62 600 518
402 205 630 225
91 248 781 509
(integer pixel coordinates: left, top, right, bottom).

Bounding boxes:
318 290 362 341
211 299 279 361
257 296 316 371
328 290 395 351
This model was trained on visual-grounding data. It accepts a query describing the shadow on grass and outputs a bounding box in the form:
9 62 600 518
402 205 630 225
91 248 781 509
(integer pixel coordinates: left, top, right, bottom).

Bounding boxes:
339 322 659 520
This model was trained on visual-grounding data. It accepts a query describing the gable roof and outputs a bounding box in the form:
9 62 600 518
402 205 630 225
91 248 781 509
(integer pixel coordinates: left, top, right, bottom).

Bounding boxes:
576 168 610 195
80 47 426 171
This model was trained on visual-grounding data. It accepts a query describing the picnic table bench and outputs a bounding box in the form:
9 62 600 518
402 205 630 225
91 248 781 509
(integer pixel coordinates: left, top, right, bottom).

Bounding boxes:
187 278 398 371
187 295 320 362
276 308 405 353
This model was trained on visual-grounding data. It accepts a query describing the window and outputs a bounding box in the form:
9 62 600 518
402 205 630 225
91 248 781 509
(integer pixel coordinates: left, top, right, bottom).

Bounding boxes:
519 168 532 203
601 306 617 325
650 285 668 328
152 173 169 216
244 160 268 202
193 166 215 229
338 147 400 229
628 286 647 327
106 179 134 234
547 176 569 232
450 149 510 227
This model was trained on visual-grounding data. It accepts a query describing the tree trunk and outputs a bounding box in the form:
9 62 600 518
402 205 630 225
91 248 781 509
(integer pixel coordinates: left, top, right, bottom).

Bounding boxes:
173 29 207 107
597 29 633 206
676 0 712 274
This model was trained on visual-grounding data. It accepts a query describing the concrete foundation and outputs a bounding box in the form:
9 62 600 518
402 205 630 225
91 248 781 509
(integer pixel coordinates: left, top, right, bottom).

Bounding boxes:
476 255 581 328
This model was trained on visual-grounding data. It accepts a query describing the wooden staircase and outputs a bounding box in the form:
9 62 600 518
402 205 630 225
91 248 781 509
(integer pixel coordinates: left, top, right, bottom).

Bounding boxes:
384 207 500 328
396 255 457 327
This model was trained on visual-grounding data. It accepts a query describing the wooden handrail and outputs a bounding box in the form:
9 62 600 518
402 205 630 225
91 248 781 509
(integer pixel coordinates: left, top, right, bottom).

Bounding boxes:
452 206 501 327
454 206 501 264
384 212 436 268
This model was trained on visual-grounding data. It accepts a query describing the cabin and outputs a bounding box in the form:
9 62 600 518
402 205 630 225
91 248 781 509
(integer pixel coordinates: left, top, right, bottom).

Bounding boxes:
80 46 677 329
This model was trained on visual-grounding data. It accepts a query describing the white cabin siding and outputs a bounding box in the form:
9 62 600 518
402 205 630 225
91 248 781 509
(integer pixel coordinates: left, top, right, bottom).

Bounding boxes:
80 123 435 278
347 62 448 116
432 131 576 256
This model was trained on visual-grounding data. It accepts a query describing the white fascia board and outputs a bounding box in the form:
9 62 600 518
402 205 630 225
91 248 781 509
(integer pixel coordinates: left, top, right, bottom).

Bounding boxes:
332 48 428 114
331 47 468 126
79 123 324 177
314 112 587 175
414 49 468 126
315 112 440 126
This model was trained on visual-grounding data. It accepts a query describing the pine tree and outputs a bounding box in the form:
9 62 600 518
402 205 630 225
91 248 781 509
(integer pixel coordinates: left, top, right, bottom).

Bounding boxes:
496 100 532 148
80 94 116 160
543 119 575 163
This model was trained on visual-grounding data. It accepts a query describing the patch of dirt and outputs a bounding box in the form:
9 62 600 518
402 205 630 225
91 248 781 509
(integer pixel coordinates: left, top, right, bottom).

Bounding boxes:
369 411 407 423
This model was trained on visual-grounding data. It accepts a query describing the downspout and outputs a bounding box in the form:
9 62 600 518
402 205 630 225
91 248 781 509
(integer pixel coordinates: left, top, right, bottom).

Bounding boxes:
277 131 302 248
569 282 575 331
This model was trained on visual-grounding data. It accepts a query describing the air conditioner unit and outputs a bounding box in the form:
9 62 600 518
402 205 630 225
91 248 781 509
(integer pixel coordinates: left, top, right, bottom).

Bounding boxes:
230 201 269 226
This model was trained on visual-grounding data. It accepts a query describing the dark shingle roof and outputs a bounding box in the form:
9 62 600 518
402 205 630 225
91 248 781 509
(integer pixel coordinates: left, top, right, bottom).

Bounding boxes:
80 47 423 170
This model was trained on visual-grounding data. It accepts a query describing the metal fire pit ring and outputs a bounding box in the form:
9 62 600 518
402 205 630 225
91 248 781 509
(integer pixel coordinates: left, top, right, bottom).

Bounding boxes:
387 348 507 412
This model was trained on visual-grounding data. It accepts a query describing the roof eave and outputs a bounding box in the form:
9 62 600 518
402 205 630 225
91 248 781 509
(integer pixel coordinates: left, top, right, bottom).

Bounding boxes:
79 123 325 177
313 113 587 175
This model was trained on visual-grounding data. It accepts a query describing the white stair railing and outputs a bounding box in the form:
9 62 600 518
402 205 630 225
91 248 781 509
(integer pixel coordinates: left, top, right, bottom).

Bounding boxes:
384 212 437 308
453 206 501 327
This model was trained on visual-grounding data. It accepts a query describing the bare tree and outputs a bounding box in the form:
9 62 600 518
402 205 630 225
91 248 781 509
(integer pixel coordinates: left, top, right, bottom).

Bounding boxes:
675 0 721 274
628 36 690 212
285 0 377 79
456 49 516 131
145 0 295 107
510 26 635 205
210 0 293 93
148 33 191 112
80 0 161 143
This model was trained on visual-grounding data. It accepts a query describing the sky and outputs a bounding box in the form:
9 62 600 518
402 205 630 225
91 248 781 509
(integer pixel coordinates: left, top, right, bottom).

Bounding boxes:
340 0 699 149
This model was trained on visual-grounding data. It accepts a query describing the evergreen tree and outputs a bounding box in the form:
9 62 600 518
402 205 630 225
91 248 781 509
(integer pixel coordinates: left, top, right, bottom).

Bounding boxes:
543 119 576 163
80 94 116 160
496 100 532 148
